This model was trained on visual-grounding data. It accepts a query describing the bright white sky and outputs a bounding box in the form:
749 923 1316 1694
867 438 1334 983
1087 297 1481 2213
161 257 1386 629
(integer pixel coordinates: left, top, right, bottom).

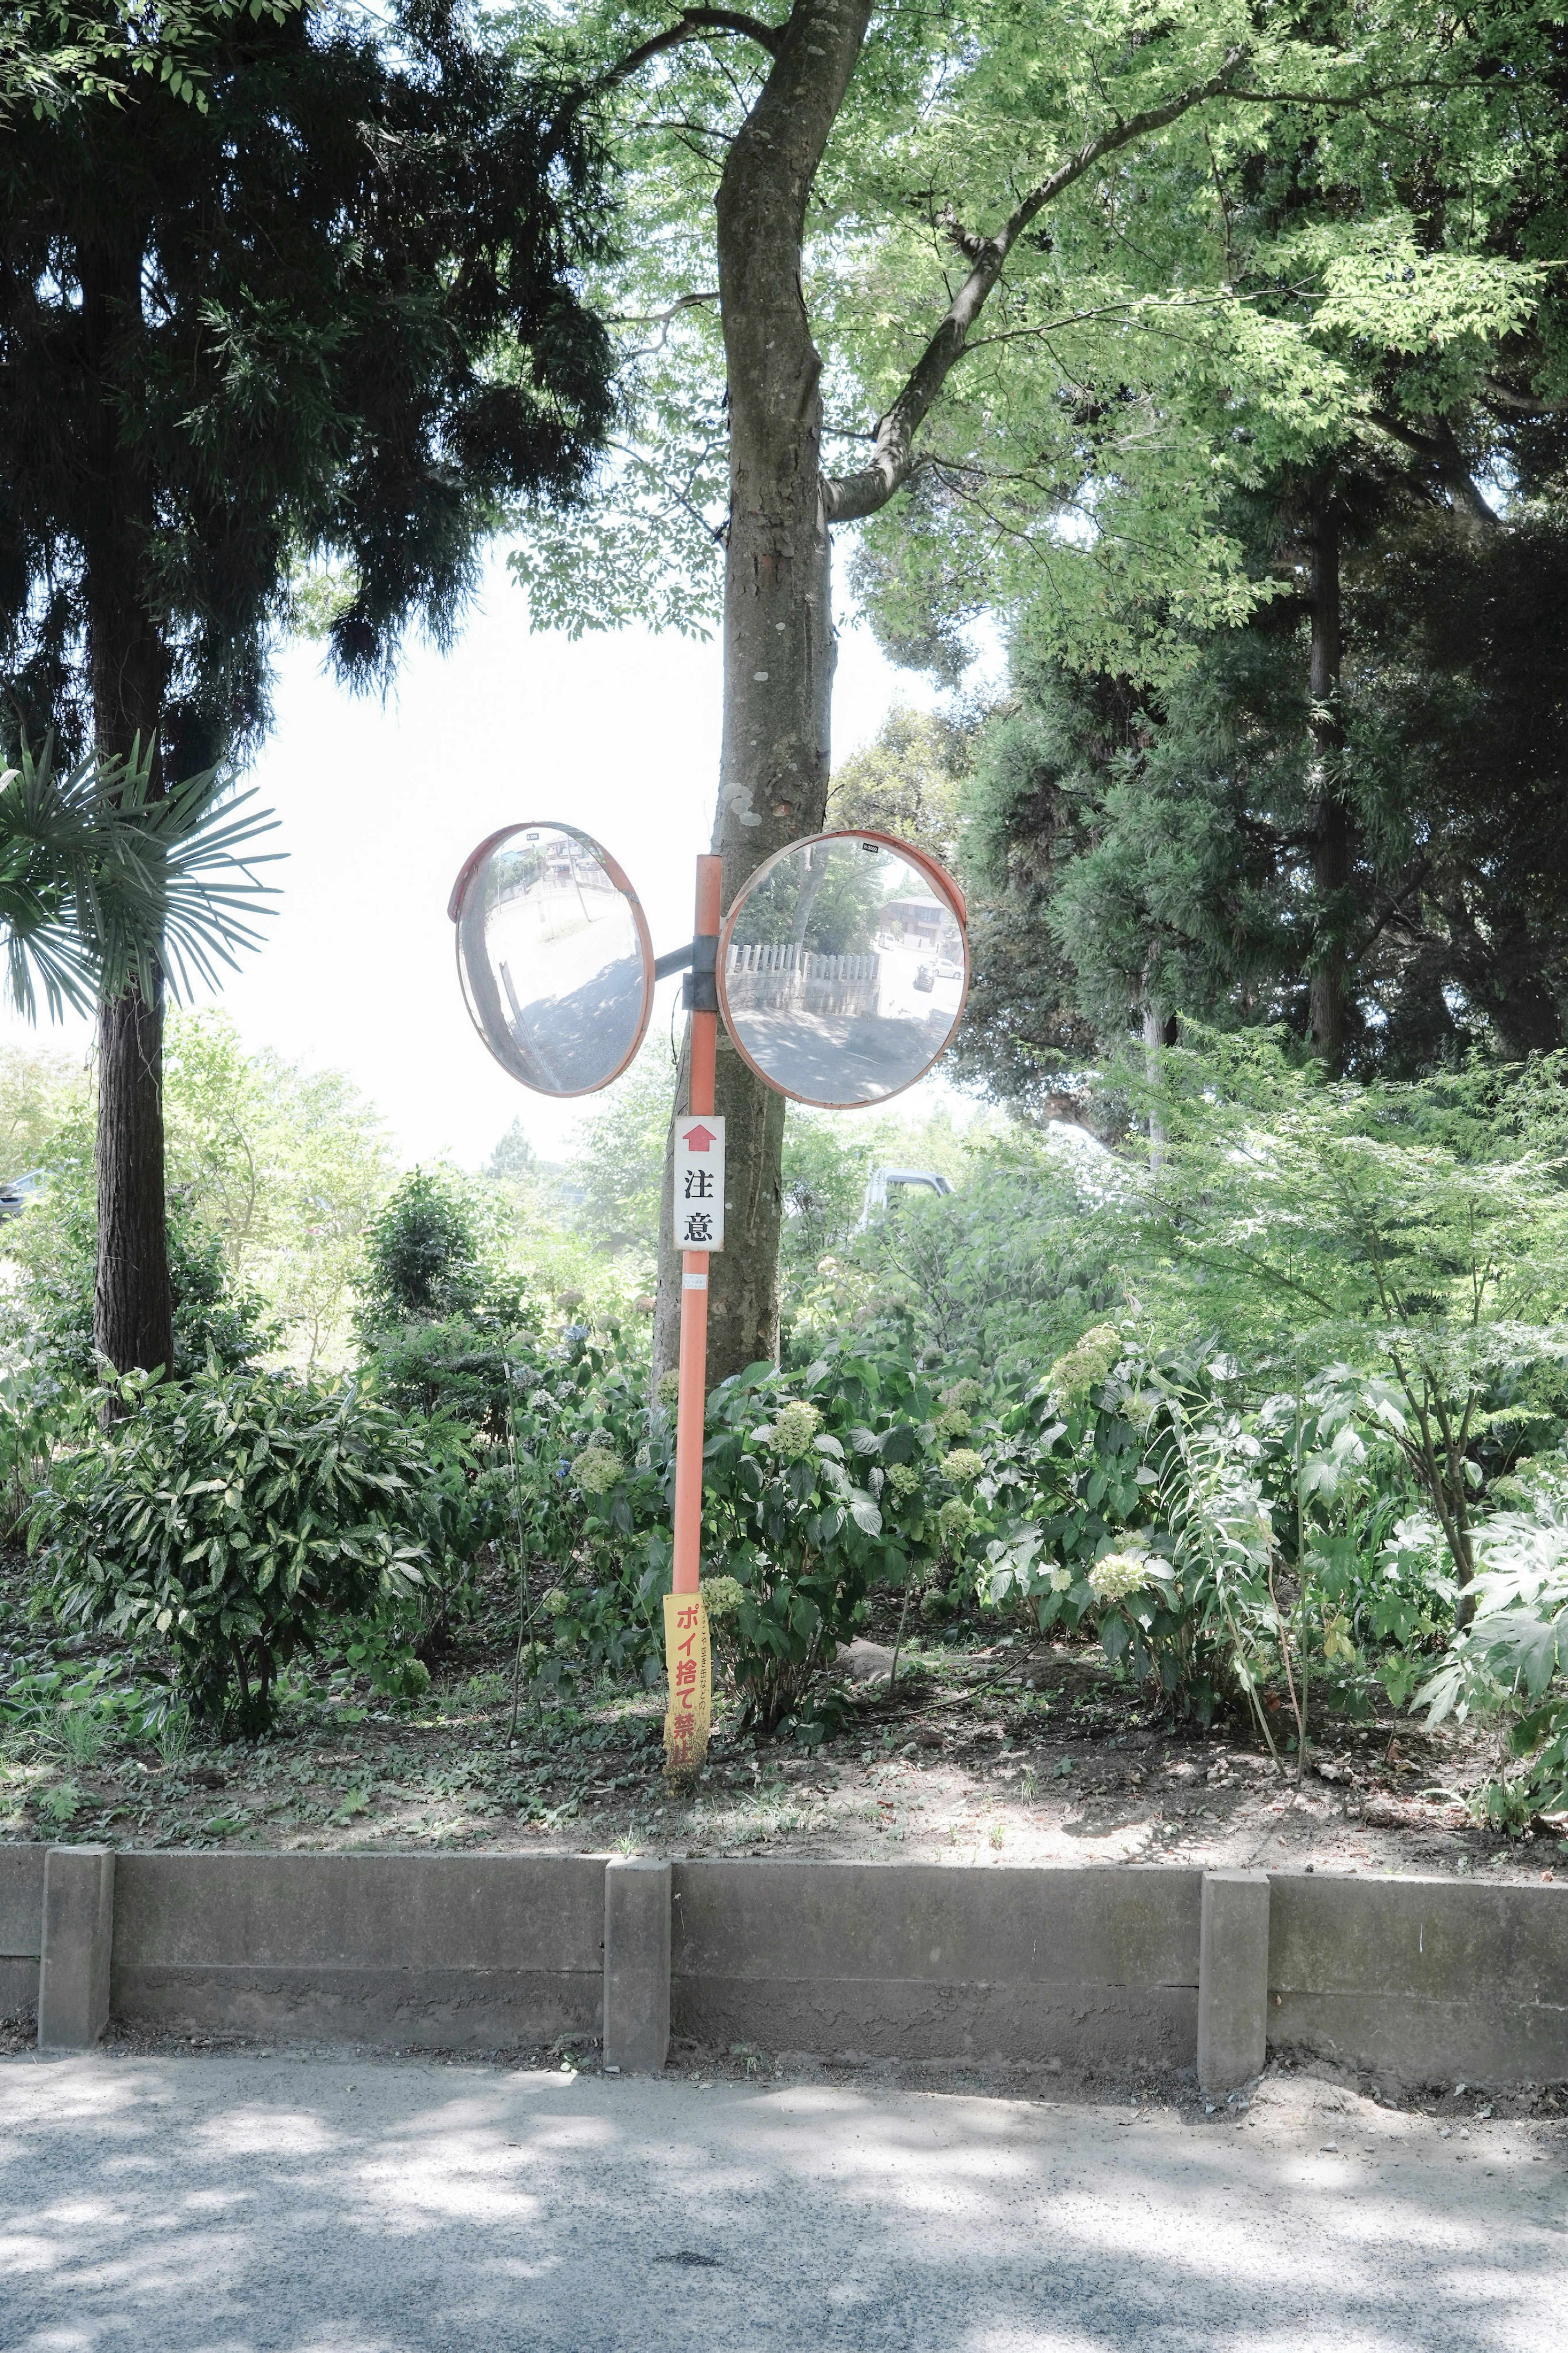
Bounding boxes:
5 549 976 1169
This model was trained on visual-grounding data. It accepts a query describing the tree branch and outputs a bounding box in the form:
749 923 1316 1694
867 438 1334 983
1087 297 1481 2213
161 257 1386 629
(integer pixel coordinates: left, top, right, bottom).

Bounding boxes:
547 8 780 152
1364 408 1499 531
822 45 1251 523
591 7 780 104
1480 375 1568 417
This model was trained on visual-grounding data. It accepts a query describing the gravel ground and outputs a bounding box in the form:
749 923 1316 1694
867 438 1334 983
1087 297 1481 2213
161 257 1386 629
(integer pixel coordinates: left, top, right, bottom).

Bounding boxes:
1 2050 1564 2352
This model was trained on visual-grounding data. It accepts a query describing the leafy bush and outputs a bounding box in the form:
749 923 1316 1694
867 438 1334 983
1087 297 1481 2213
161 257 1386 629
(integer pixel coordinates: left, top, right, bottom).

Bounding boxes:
356 1166 501 1327
0 1352 78 1550
983 1333 1450 1741
699 1349 1001 1733
496 1333 1007 1732
791 1134 1122 1383
364 1309 541 1439
1417 1468 1568 1824
4 1142 278 1383
355 1165 543 1442
35 1368 431 1736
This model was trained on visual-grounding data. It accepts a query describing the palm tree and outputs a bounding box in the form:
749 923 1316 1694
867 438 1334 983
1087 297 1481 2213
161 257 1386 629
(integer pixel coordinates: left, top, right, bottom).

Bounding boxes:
1 732 278 1023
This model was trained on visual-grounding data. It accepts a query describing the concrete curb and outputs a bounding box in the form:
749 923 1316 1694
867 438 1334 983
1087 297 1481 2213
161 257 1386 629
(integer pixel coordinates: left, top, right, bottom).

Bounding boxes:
38 1845 114 2051
5 1844 1565 2090
604 1858 671 2072
1197 1869 1269 2094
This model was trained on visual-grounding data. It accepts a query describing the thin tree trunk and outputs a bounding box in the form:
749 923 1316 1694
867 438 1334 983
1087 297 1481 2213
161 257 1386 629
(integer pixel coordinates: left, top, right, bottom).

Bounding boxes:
1141 983 1172 1170
1305 491 1351 1072
654 0 873 1387
83 236 174 1382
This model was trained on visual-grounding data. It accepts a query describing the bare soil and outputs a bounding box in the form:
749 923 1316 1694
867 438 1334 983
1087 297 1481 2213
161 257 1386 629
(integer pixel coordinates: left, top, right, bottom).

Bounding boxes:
6 1610 1563 1889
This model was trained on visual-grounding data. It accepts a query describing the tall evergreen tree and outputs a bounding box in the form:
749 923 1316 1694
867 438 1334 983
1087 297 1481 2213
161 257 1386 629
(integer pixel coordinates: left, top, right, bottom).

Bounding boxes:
958 496 1568 1091
0 0 614 1376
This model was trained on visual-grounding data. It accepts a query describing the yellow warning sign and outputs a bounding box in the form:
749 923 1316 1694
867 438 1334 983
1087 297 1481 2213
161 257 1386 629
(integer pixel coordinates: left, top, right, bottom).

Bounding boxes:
662 1591 711 1779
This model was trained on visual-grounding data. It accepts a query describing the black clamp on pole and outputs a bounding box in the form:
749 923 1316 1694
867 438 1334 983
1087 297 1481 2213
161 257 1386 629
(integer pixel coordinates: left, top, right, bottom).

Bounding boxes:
653 935 719 1014
682 933 718 1014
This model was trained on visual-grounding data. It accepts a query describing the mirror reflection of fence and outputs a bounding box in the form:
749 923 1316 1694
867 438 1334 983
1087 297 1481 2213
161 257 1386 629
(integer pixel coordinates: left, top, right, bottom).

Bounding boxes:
724 940 880 1019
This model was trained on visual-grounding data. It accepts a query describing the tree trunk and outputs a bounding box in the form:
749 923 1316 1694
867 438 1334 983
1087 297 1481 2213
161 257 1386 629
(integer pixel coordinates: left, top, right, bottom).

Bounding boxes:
1141 981 1175 1170
83 236 174 1382
1305 491 1351 1072
654 0 874 1387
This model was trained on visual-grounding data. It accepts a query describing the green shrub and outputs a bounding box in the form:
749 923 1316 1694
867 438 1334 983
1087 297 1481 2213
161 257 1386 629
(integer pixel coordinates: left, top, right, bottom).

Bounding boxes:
1418 1472 1568 1823
34 1368 431 1737
4 1151 278 1383
363 1309 541 1438
700 1347 1004 1731
356 1166 499 1327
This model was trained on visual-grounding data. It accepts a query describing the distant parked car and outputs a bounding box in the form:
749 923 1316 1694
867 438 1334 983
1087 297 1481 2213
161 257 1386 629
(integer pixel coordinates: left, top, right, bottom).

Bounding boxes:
913 963 935 993
858 1166 953 1228
933 957 960 979
0 1171 45 1220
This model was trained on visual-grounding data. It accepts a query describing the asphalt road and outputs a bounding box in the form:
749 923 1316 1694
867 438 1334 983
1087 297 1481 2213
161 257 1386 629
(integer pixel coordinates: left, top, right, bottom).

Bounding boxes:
2 2055 1563 2352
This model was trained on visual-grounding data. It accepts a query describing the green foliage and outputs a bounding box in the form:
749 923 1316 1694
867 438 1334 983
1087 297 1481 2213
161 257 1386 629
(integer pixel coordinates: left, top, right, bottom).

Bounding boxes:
812 1134 1122 1386
163 1010 394 1371
562 1044 672 1262
33 1367 431 1736
698 1349 1004 1733
954 504 1568 1085
3 1120 280 1383
1417 1468 1568 1825
983 1334 1451 1737
0 1040 77 1173
486 1119 537 1183
2 0 615 754
0 1352 78 1552
826 706 969 872
354 1164 543 1441
0 3 303 127
1138 1034 1568 1590
358 1167 497 1327
0 733 278 1018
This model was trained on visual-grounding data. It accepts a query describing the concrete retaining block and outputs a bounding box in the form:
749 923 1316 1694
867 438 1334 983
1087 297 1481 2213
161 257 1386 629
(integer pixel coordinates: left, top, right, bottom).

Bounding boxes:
672 1860 1203 2064
38 1844 115 2050
111 1852 605 2050
3 1840 1565 2084
1267 1871 1568 2088
604 1858 671 2072
1198 1869 1269 2094
0 1844 45 2021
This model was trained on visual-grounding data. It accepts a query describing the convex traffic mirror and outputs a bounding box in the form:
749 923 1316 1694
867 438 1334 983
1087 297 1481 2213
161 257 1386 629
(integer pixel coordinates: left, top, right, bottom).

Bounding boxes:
448 822 654 1097
717 830 968 1108
450 823 967 1112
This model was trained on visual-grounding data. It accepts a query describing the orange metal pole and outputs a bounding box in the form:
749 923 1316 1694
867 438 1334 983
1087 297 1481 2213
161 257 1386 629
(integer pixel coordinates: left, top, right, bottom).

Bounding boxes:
671 855 723 1595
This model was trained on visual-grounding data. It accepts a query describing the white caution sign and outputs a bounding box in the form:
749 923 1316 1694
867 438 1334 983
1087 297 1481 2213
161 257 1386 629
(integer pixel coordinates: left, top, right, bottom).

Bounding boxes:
674 1114 725 1251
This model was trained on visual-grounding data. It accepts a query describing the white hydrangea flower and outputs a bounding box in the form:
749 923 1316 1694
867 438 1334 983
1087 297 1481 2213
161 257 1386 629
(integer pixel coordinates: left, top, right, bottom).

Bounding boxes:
571 1443 622 1495
1087 1550 1148 1603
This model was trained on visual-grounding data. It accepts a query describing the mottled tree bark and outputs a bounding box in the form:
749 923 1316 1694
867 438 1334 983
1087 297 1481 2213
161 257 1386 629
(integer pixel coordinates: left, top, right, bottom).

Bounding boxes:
83 236 174 1382
654 0 873 1386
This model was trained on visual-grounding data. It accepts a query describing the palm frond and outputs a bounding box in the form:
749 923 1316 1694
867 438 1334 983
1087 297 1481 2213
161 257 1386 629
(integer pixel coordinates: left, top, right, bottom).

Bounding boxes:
0 732 283 1018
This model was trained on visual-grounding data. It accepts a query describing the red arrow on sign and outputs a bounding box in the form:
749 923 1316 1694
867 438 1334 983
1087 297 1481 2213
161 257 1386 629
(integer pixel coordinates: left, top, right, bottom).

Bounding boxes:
681 1123 717 1152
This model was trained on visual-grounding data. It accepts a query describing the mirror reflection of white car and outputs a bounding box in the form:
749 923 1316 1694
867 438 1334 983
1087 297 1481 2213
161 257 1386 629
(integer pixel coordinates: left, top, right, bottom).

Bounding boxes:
933 957 960 980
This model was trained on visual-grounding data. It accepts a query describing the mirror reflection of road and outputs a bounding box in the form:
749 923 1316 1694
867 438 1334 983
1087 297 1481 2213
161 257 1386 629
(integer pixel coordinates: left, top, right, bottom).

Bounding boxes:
731 943 961 1105
481 879 644 1093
